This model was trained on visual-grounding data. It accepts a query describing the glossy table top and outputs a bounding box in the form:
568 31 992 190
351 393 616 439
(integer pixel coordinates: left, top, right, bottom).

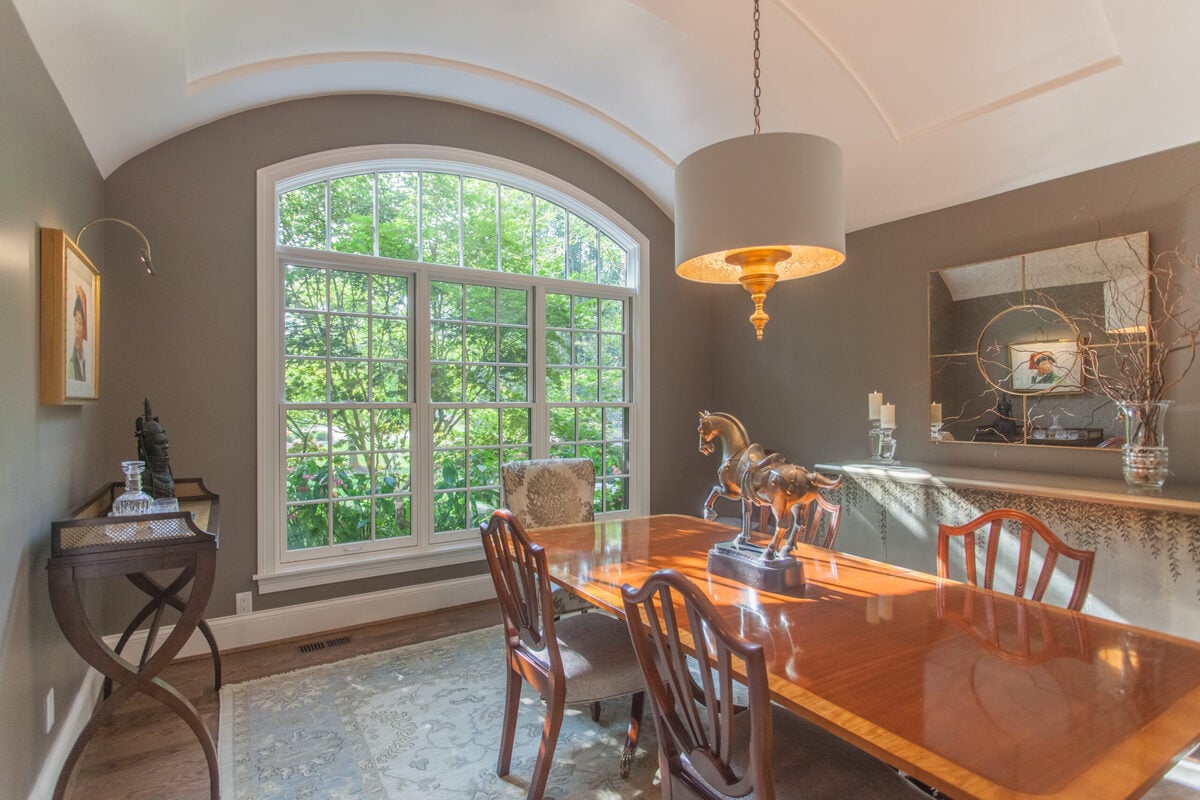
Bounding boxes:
527 514 1200 800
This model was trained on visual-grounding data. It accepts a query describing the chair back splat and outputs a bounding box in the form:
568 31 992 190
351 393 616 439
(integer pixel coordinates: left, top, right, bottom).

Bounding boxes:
621 569 919 800
794 493 842 549
484 509 556 658
623 569 770 798
937 508 1095 611
757 493 842 550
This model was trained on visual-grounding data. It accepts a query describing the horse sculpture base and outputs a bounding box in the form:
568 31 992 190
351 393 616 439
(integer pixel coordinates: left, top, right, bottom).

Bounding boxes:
707 540 806 593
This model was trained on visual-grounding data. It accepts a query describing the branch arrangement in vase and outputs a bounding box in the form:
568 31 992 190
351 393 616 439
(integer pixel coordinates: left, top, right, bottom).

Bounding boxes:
1075 239 1199 424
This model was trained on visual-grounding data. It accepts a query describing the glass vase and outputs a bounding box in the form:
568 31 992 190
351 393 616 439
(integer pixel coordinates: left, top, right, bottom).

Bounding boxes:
112 460 153 516
1119 400 1172 489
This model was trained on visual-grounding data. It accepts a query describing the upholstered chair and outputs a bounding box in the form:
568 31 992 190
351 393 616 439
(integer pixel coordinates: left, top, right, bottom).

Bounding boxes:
500 457 595 528
500 457 596 616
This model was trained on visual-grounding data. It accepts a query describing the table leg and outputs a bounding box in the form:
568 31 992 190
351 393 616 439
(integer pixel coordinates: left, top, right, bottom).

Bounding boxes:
126 570 222 689
49 550 221 799
105 569 195 698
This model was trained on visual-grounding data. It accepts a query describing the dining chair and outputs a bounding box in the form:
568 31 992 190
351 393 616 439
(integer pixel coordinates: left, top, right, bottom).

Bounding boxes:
481 509 645 800
620 568 920 800
757 493 842 550
936 508 1095 611
500 457 597 616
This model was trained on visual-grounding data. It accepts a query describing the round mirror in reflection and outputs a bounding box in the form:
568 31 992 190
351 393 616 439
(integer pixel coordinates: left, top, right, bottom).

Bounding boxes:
976 305 1084 396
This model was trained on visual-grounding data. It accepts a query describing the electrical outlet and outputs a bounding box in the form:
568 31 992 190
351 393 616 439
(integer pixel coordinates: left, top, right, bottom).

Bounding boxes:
45 688 55 734
235 591 253 615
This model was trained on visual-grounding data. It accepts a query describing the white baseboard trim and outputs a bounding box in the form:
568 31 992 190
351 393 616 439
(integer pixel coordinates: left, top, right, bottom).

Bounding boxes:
102 573 497 658
28 668 104 800
32 575 496 799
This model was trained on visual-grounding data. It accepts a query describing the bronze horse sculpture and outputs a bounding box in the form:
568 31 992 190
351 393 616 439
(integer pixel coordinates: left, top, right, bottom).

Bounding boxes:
698 410 841 560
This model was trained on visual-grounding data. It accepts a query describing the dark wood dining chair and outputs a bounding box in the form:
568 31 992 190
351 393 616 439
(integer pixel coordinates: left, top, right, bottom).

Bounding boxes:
758 493 842 550
481 509 645 800
937 508 1095 611
500 457 596 617
620 568 920 800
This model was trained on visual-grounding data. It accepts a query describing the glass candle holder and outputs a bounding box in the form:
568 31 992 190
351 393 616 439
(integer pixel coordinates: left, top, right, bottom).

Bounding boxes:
879 426 898 465
867 419 883 461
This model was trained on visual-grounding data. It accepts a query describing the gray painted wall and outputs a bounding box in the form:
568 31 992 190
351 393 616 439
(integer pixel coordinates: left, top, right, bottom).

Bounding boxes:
101 94 716 623
712 140 1200 483
0 0 107 794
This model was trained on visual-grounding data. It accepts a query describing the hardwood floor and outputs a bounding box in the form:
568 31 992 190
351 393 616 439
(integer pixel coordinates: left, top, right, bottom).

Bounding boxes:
61 600 500 800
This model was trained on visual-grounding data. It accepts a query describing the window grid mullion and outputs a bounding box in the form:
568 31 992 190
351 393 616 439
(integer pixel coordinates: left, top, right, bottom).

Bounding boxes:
324 180 332 251
416 172 424 265
373 171 380 257
412 268 433 547
270 155 642 577
494 183 501 271
532 283 548 459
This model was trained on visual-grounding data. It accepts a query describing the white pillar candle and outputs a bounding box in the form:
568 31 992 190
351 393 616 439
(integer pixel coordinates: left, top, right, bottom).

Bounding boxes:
930 402 942 424
880 403 896 428
868 391 883 420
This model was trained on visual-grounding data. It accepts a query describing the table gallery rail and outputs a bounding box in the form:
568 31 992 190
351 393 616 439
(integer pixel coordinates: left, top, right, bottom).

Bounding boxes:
524 514 1200 800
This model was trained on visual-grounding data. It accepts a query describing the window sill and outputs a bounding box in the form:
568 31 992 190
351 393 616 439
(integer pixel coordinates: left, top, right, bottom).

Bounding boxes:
254 540 485 594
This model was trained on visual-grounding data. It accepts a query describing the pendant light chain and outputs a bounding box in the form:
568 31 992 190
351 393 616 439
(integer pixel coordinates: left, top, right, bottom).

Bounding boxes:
752 0 762 135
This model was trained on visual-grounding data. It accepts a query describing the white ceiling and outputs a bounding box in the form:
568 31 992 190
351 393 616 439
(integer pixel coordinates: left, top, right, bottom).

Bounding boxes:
14 0 1200 231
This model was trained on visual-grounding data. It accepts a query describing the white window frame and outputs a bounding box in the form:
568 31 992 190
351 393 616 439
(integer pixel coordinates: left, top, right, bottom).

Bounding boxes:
255 144 650 593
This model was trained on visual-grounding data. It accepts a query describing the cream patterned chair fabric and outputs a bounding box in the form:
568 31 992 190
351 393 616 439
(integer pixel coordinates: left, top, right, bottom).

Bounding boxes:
500 458 596 616
500 458 596 529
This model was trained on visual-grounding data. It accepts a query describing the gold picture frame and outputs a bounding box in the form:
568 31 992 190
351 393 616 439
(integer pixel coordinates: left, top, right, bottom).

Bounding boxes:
1008 340 1085 394
40 228 100 403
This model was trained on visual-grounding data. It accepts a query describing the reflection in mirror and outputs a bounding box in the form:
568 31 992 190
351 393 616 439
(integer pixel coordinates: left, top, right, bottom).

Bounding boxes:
977 306 1082 395
929 233 1149 448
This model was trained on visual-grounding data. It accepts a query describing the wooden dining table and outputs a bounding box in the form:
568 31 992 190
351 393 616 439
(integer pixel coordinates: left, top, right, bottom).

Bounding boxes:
525 513 1200 800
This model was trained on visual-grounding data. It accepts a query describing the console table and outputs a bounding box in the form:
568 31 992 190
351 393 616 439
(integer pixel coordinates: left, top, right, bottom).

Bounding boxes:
47 478 221 800
815 461 1200 641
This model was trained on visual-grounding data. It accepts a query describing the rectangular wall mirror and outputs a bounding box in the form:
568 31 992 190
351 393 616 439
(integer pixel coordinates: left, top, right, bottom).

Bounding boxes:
928 232 1149 448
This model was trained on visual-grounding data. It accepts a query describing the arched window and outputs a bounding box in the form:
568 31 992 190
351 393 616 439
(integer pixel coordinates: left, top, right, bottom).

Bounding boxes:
256 145 648 591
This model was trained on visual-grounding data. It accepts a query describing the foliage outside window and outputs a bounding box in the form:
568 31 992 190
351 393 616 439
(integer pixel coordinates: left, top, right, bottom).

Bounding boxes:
279 170 628 286
270 160 639 574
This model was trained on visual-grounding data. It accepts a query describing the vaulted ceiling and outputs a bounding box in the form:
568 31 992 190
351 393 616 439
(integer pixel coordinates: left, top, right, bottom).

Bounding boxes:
15 0 1200 230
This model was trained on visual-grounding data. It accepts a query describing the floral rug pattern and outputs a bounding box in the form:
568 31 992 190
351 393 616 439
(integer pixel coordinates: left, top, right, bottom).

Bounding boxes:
219 626 660 799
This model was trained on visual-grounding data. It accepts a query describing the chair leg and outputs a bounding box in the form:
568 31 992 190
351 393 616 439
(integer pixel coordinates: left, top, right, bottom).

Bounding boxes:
528 701 564 800
590 701 601 722
620 691 644 778
497 667 522 777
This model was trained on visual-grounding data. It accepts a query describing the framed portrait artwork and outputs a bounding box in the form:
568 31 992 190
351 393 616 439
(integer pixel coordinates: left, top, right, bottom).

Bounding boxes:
40 228 100 403
1008 340 1084 394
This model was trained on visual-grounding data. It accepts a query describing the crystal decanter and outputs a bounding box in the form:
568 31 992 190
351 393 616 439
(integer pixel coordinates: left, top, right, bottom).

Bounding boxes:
111 460 153 516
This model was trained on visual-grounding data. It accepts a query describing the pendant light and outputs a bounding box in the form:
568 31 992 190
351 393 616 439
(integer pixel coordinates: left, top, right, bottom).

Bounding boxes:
674 0 845 340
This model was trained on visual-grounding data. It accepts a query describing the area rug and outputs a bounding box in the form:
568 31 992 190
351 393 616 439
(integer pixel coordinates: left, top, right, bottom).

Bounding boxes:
218 625 660 799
